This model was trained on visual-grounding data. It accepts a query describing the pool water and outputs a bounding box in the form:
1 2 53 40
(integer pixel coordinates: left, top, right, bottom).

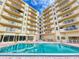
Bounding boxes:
0 43 79 53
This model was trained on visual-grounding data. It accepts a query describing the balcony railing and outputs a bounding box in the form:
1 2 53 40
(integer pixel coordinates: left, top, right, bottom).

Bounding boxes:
6 28 21 33
8 0 25 8
4 6 23 17
0 19 21 28
2 13 22 23
28 13 37 19
43 8 52 16
29 7 37 13
44 17 53 23
43 6 51 13
6 1 24 13
27 17 37 23
58 5 79 17
57 0 76 12
59 18 79 28
60 28 79 34
58 12 79 23
29 9 37 16
27 22 37 27
27 28 36 31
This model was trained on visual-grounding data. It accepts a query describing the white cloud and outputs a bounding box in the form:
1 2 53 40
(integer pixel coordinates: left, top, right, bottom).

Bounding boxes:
31 0 38 5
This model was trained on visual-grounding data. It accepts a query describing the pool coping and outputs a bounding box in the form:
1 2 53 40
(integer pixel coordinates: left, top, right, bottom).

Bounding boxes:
0 53 79 56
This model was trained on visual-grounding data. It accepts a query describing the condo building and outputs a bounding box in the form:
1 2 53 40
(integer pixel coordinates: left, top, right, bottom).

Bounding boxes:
42 6 56 41
42 0 79 42
0 0 79 43
26 6 39 41
0 0 39 42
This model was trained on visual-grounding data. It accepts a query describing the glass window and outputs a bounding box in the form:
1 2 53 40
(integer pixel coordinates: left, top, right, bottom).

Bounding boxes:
0 35 3 42
54 17 56 20
9 36 14 41
56 27 58 30
55 22 57 25
0 1 3 5
3 36 9 42
57 36 60 40
28 36 34 41
19 36 26 41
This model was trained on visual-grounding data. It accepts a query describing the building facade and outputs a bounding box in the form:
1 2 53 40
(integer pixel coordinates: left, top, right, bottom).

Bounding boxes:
0 0 39 42
42 6 56 42
42 0 79 42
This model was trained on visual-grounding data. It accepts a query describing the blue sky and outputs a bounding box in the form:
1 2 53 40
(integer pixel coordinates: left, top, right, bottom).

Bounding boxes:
23 0 54 14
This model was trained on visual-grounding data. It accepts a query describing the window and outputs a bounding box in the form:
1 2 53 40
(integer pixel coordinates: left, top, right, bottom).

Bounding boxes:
54 17 56 20
40 25 41 26
27 36 34 41
54 13 55 15
25 14 27 16
15 10 19 13
40 22 41 23
65 25 77 31
0 35 3 42
40 28 41 30
61 37 65 40
56 27 58 30
11 21 15 24
53 8 55 10
57 36 60 40
19 36 26 41
60 27 63 29
0 1 3 5
55 22 57 25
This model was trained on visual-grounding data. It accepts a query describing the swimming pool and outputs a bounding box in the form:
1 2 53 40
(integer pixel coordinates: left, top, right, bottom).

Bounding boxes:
0 43 79 55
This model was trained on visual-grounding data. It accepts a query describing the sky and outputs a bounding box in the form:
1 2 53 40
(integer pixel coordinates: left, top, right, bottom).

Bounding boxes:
23 0 54 14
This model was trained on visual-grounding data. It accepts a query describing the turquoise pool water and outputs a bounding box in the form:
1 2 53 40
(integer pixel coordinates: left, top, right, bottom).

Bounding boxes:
0 43 79 53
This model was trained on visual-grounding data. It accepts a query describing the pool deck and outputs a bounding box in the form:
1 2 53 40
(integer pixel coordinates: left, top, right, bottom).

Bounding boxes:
0 56 79 59
63 43 79 47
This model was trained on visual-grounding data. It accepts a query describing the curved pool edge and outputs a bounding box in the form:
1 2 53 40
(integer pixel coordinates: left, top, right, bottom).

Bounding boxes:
0 53 79 56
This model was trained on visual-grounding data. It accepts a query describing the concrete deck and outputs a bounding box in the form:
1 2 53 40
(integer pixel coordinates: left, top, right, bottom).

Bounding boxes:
64 43 79 47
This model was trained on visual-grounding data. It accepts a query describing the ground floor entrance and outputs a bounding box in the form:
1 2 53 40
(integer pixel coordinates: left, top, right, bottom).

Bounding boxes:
0 35 37 42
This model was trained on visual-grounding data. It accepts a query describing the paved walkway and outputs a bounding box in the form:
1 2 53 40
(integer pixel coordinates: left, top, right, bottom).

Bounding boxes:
0 56 79 59
64 43 79 47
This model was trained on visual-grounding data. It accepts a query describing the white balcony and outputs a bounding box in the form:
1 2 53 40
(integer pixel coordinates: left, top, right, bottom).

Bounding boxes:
0 27 6 31
60 29 66 32
59 16 79 27
4 6 23 17
51 30 55 33
59 22 64 26
6 28 21 33
2 12 22 23
0 18 22 28
58 17 62 21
